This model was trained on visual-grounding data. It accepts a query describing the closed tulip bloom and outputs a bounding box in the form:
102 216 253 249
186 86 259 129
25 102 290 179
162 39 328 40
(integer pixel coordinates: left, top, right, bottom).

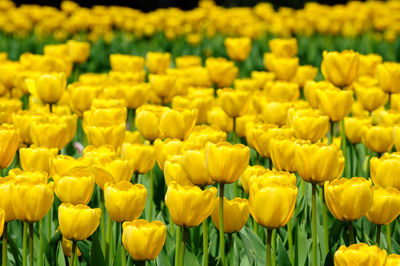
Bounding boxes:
270 137 297 172
83 107 127 129
224 37 252 61
165 182 217 227
181 149 214 186
205 57 238 88
377 62 400 93
67 40 90 63
207 107 233 133
211 197 249 233
31 122 69 150
175 55 202 69
26 73 66 104
288 108 330 143
354 86 388 112
58 203 101 241
67 84 101 117
104 181 147 222
261 101 290 126
390 94 400 111
240 165 268 194
122 143 155 174
53 170 95 205
206 142 250 184
159 109 197 140
344 116 371 144
51 155 92 177
12 178 54 223
234 78 259 92
20 146 58 174
268 38 297 58
0 177 16 222
324 177 373 221
375 109 400 126
146 52 171 74
122 220 166 261
154 138 183 171
358 54 382 77
264 53 299 81
316 88 354 122
304 81 336 108
217 88 250 118
252 125 293 158
164 155 192 186
251 71 276 89
264 81 299 102
184 125 227 149
321 50 359 88
334 243 387 266
123 84 149 110
172 94 213 124
0 98 22 124
295 142 344 184
86 122 126 148
292 65 318 88
361 125 393 153
110 54 145 72
235 115 260 137
0 124 19 169
12 111 43 144
135 105 167 142
250 181 297 229
366 186 400 225
394 126 400 151
387 254 400 266
148 74 176 101
370 153 400 190
102 158 135 185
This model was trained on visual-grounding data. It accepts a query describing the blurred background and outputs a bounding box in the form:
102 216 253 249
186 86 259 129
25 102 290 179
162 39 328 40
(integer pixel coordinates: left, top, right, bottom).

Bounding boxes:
13 0 349 11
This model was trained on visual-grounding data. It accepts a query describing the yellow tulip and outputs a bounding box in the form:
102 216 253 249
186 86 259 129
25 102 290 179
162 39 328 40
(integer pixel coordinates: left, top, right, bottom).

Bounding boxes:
240 165 268 194
251 124 293 158
11 177 54 223
12 110 43 144
205 142 250 184
122 143 155 174
268 38 297 58
235 115 260 137
124 131 142 144
53 170 95 205
390 93 400 111
366 186 400 225
86 122 126 148
207 107 233 133
67 40 90 63
374 109 400 126
205 57 238 88
83 107 127 129
358 54 382 77
260 101 291 127
304 81 336 108
370 153 400 190
321 50 359 88
67 84 101 117
154 138 183 171
264 81 299 102
361 125 393 153
249 170 297 188
211 197 249 233
159 109 197 140
288 108 330 143
175 55 202 69
146 52 171 74
0 98 22 124
20 146 58 174
344 116 371 144
224 37 252 61
181 149 214 187
291 65 318 88
26 73 66 104
217 88 250 118
354 86 388 112
394 126 400 151
263 53 299 81
122 219 166 261
58 203 101 241
270 137 297 173
62 237 82 257
295 142 344 184
387 254 400 266
0 177 16 222
249 181 297 229
100 158 134 185
184 125 227 149
316 88 354 122
0 209 4 237
0 124 19 169
135 105 167 142
104 181 147 222
50 155 92 177
251 71 275 89
148 74 176 102
172 94 213 125
110 54 145 72
377 62 400 93
123 83 149 110
164 155 192 186
31 122 70 150
165 182 217 227
234 78 259 92
334 243 387 266
324 177 373 221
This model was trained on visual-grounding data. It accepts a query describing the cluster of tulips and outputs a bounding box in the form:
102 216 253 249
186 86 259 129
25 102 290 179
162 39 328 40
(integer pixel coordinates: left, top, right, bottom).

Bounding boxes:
0 0 400 43
2 3 400 265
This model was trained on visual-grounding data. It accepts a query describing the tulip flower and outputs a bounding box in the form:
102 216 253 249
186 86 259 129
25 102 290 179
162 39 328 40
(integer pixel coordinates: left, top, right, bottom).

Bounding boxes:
240 165 268 194
146 52 171 74
292 65 318 88
172 94 213 124
304 81 336 108
31 121 70 150
321 50 359 89
377 62 400 94
205 57 238 88
217 88 250 118
122 143 155 181
288 108 330 143
260 101 291 126
316 88 354 122
184 125 227 149
0 124 19 169
264 81 300 102
67 84 101 117
164 155 192 186
110 54 145 72
263 53 299 81
224 37 252 61
135 105 167 142
387 254 400 266
122 83 149 110
67 40 90 63
175 55 202 69
181 149 214 187
269 137 297 173
86 122 126 149
358 54 382 77
83 107 127 129
268 38 298 58
334 243 387 266
159 109 197 140
251 71 276 89
20 146 58 174
148 74 177 103
370 153 400 190
344 116 371 144
235 115 260 137
354 85 388 112
26 73 66 104
53 170 95 205
207 107 234 133
211 197 249 233
361 125 393 153
154 138 183 171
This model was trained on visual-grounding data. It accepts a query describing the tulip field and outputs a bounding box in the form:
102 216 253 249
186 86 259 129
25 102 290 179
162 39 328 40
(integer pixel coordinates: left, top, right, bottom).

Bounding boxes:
3 0 400 265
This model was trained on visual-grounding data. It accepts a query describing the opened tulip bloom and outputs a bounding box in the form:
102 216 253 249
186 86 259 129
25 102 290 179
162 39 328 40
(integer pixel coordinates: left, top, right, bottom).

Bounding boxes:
344 116 371 144
251 125 293 159
361 125 393 153
377 62 400 94
288 108 330 143
146 52 171 74
387 254 400 266
316 88 354 122
159 109 197 140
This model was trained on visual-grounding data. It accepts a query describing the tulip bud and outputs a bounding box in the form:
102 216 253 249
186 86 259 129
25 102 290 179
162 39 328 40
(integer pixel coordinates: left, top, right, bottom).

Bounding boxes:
26 73 66 104
268 38 297 58
224 37 252 61
135 105 167 142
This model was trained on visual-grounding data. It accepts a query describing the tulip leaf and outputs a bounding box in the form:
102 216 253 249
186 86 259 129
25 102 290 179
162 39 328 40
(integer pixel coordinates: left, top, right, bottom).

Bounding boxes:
183 247 200 266
238 227 265 265
7 236 22 266
156 248 172 266
44 230 62 266
90 231 106 266
277 236 291 266
77 240 91 265
56 243 66 266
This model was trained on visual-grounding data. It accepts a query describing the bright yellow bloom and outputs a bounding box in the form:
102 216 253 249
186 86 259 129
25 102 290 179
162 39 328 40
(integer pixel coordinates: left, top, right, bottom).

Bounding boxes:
370 153 400 190
122 143 155 174
0 98 22 124
0 177 16 222
159 109 197 140
58 203 101 241
354 85 388 112
172 94 213 124
50 155 92 177
304 81 335 108
184 125 227 149
234 78 258 92
264 53 299 81
165 182 217 227
268 38 297 58
164 155 192 186
207 107 233 133
251 124 293 158
122 220 166 261
377 62 400 93
217 88 250 118
26 73 66 104
175 55 202 69
83 107 127 128
235 115 260 137
295 142 344 184
0 124 19 169
224 37 252 61
205 142 250 184
67 40 90 63
146 52 171 74
358 54 382 77
366 186 400 225
249 181 297 229
251 71 275 89
240 165 268 194
361 125 393 153
344 116 371 144
206 57 238 88
334 243 387 266
104 181 147 222
67 84 101 117
154 138 183 171
86 122 126 148
270 137 297 173
325 177 373 221
135 105 168 141
31 122 69 150
387 254 400 266
264 81 299 102
249 170 297 189
316 88 354 122
148 74 176 102
110 54 145 72
211 197 249 233
292 65 318 88
288 108 330 143
321 50 359 88
123 83 149 110
260 101 291 126
181 149 214 187
20 146 58 174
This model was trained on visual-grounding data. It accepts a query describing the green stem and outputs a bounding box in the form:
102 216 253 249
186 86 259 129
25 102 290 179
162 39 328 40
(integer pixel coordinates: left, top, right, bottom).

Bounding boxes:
23 223 27 266
49 103 53 113
149 170 154 220
29 223 33 266
100 190 106 254
387 224 392 253
271 230 276 266
175 225 181 266
47 209 51 242
219 183 226 266
266 229 272 266
312 184 317 266
171 222 175 237
287 222 293 265
120 223 127 266
39 220 43 266
376 225 381 247
329 121 334 145
348 222 355 245
268 158 273 170
301 179 305 197
202 220 209 266
2 223 7 266
320 188 329 257
133 172 139 184
71 240 77 266
341 120 350 178
253 219 258 235
179 227 188 266
130 108 136 131
106 215 114 264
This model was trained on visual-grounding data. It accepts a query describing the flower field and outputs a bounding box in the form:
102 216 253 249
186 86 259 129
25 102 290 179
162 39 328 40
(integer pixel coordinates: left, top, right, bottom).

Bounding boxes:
1 0 400 265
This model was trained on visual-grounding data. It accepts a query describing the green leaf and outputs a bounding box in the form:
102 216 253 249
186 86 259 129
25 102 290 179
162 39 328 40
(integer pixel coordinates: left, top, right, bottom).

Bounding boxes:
90 231 106 266
44 230 62 266
183 246 200 266
238 227 265 265
56 243 66 266
77 240 91 265
7 235 21 266
277 236 291 266
156 248 172 266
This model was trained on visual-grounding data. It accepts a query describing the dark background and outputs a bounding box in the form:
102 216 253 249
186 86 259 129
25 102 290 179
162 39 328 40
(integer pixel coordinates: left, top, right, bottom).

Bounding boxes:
13 0 350 11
